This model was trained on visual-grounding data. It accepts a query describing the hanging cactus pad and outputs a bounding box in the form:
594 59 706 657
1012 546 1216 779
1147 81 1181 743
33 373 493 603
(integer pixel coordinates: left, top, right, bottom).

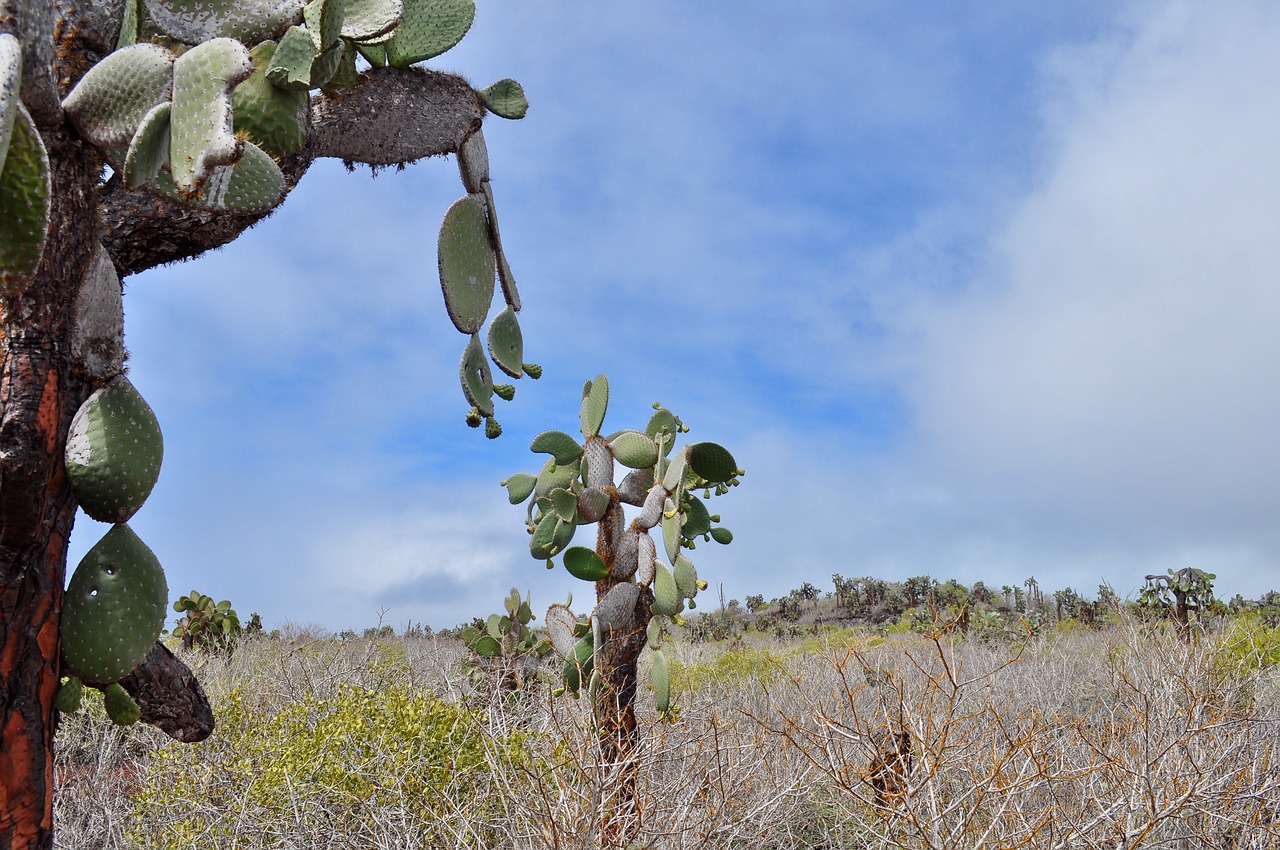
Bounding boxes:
66 377 164 524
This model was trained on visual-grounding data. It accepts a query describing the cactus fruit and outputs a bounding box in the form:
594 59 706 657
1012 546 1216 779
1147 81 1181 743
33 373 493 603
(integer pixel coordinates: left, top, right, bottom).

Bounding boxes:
233 41 310 156
102 682 141 725
479 78 528 120
563 546 608 582
580 375 609 439
384 0 475 69
438 194 496 335
531 430 582 466
61 44 175 150
1 33 20 174
61 523 168 684
0 102 50 294
485 306 524 379
142 0 305 46
65 376 163 524
650 649 670 714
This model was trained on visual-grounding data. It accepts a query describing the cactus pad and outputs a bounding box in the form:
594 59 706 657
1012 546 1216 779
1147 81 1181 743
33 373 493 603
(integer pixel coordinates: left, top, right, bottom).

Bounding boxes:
342 0 403 41
594 582 639 635
234 41 310 156
563 546 608 582
1 33 20 176
486 306 523 379
636 532 656 586
480 181 521 312
303 0 347 50
459 333 494 417
0 104 50 294
66 376 164 524
609 430 658 470
502 472 535 504
384 0 474 69
169 37 253 195
144 139 286 213
438 194 496 335
265 24 325 90
576 486 610 523
142 0 304 45
531 430 583 466
544 603 577 657
673 555 698 599
681 495 711 538
580 375 608 439
123 101 172 188
457 128 488 193
62 523 168 684
61 43 175 149
651 561 680 616
479 78 528 120
102 682 141 725
55 677 85 714
661 508 682 563
650 649 670 714
687 442 737 484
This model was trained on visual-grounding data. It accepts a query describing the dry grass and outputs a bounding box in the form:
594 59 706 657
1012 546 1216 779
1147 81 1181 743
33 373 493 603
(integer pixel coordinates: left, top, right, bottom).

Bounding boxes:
53 619 1280 849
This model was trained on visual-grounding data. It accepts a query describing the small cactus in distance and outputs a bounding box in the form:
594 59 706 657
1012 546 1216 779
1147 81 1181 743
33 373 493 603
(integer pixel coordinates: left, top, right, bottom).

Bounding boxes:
461 588 551 696
170 590 244 653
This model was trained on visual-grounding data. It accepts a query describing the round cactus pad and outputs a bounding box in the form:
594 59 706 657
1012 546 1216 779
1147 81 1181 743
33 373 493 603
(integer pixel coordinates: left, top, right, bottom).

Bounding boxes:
66 377 164 523
62 523 168 684
439 194 496 335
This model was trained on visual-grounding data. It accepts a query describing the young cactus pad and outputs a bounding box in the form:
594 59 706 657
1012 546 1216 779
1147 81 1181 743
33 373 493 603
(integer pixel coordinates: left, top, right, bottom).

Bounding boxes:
65 376 163 523
61 523 168 684
0 102 50 294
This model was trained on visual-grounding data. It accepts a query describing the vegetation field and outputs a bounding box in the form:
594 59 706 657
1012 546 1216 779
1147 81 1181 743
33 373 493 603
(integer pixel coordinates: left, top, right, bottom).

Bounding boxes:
53 609 1280 849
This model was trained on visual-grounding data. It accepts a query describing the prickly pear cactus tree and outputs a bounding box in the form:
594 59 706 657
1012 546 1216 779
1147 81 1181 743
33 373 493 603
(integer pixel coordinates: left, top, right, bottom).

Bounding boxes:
461 587 550 696
1140 566 1218 640
0 0 530 843
502 375 742 842
169 590 243 653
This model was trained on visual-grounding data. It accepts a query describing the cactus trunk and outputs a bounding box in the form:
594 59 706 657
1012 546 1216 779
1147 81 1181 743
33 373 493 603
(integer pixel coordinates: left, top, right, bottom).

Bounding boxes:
0 125 99 850
590 497 649 846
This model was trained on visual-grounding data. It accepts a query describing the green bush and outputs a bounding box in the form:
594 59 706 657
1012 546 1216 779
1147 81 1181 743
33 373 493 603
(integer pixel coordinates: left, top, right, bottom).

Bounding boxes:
1217 614 1280 677
131 684 539 845
669 645 783 695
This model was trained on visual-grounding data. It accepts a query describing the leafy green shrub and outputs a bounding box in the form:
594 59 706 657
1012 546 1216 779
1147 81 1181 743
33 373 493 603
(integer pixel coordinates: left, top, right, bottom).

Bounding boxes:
669 645 783 695
1217 614 1280 677
131 684 539 845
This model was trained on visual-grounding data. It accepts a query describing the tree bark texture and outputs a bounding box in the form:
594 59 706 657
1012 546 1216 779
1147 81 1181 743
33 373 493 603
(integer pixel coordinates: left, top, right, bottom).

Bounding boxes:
592 499 653 847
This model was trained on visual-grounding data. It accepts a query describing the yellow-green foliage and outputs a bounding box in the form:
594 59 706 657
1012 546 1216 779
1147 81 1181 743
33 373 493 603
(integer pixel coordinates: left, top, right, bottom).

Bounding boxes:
1217 614 1280 677
131 684 536 845
669 645 783 695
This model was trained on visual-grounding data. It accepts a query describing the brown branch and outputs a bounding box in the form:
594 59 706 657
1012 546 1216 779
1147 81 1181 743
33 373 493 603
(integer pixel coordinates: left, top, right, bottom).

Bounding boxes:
101 67 484 277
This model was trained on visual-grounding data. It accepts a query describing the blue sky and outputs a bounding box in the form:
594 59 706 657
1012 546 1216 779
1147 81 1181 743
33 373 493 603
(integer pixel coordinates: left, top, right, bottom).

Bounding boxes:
73 1 1280 630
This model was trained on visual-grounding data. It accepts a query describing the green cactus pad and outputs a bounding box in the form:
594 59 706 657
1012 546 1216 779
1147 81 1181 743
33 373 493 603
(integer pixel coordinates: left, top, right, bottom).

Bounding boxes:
0 104 50 295
534 457 579 500
645 408 680 448
661 450 687 492
480 181 521 311
55 677 84 714
323 41 362 90
650 649 670 714
142 0 304 45
145 139 286 213
645 615 663 649
102 682 141 725
687 442 737 484
661 509 682 563
384 0 474 69
342 0 403 40
265 24 323 90
123 101 172 188
651 561 680 617
479 78 528 120
577 375 609 439
65 377 164 524
459 333 494 417
531 430 583 466
470 633 500 657
502 472 536 505
549 487 578 523
302 0 346 50
609 430 658 470
710 527 733 545
673 555 698 599
0 33 20 176
169 37 253 195
681 495 711 538
529 511 559 559
563 546 608 582
60 43 175 149
486 306 524 380
118 0 141 47
62 523 168 684
438 194 496 335
234 40 309 156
